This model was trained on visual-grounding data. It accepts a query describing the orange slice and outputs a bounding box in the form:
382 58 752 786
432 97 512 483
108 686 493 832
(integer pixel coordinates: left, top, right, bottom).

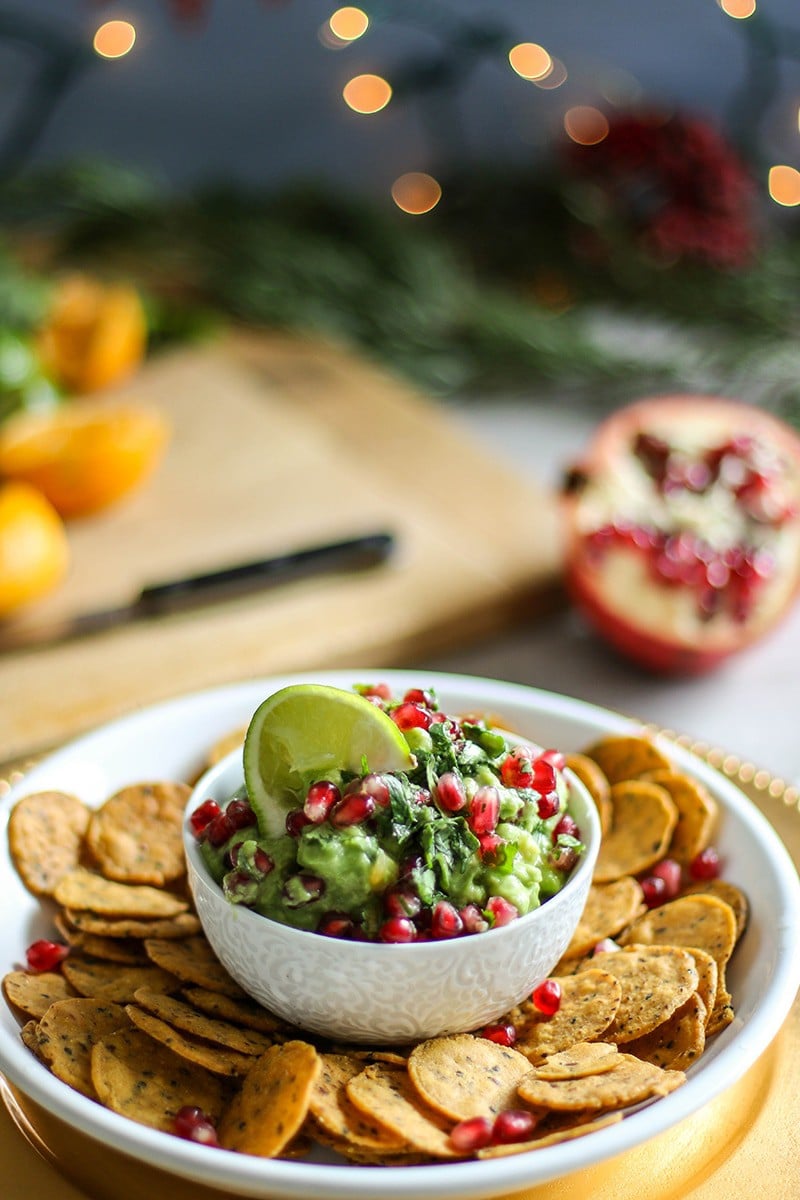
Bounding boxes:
0 481 69 616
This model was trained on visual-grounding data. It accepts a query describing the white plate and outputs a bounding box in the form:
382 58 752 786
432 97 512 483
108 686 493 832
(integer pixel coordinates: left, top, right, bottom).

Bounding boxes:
2 669 799 1200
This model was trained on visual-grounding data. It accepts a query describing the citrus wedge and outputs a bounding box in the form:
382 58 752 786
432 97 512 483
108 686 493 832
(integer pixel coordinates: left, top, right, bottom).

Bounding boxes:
243 684 415 837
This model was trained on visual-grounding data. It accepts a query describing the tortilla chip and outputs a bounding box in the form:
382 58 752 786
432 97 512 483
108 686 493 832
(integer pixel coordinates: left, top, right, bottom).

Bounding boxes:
86 782 190 886
131 989 274 1055
513 970 622 1063
518 1052 684 1111
125 1003 255 1075
54 912 149 963
407 1034 531 1121
584 735 672 784
593 782 678 883
687 948 719 1025
62 958 179 1003
37 997 129 1098
530 1041 621 1080
217 1041 320 1156
309 1053 408 1150
588 945 699 1044
2 969 76 1019
641 769 718 865
92 1026 225 1130
54 869 189 918
180 987 287 1034
619 894 738 969
143 936 246 997
682 880 749 942
64 909 201 939
478 1112 623 1157
563 878 645 959
565 753 613 835
624 992 707 1071
8 791 91 898
345 1063 459 1158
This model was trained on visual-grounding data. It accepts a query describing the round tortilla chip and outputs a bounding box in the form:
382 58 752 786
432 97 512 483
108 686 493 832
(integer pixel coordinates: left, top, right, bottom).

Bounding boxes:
583 735 672 784
564 877 645 959
218 1040 320 1156
642 769 718 866
345 1063 459 1159
682 879 749 942
588 945 699 1044
565 753 613 835
131 988 274 1055
513 970 622 1063
37 997 129 1098
530 1041 621 1080
2 969 76 1019
144 936 246 997
8 791 91 897
407 1034 531 1121
62 958 179 1003
310 1054 408 1151
54 869 189 918
593 781 678 883
619 893 738 969
518 1053 684 1111
624 992 707 1071
86 781 190 886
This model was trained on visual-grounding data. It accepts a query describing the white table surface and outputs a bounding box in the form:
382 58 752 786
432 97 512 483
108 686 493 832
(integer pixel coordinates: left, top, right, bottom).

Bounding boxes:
422 399 800 790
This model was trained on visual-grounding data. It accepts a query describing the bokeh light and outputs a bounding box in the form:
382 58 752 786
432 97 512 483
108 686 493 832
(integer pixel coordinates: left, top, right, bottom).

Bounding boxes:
391 173 442 215
768 164 800 206
717 0 757 17
329 7 369 41
93 20 136 59
533 58 568 90
343 74 392 114
509 43 553 81
564 106 610 145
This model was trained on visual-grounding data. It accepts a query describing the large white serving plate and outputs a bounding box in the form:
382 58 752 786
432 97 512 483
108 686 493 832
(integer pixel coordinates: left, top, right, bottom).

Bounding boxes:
1 669 799 1200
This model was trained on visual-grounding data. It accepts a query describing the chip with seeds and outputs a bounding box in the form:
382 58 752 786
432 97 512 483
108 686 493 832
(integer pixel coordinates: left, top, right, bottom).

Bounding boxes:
619 894 738 969
584 735 672 784
565 753 613 836
309 1053 408 1151
688 948 719 1024
86 782 190 886
407 1034 531 1121
563 878 645 959
19 1020 48 1062
180 987 287 1034
132 989 274 1055
593 782 678 883
62 958 179 1003
64 909 201 939
623 991 707 1071
8 791 91 898
682 879 749 941
2 969 76 1019
54 869 189 918
144 936 246 997
92 1026 225 1130
54 912 149 964
588 945 699 1043
218 1040 320 1156
529 1041 621 1080
513 970 622 1063
478 1112 623 1157
518 1051 685 1111
345 1063 459 1159
641 769 718 866
125 1004 255 1076
37 997 129 1097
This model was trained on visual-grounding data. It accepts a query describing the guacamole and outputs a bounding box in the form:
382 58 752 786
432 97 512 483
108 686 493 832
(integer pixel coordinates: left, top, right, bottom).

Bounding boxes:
192 685 585 942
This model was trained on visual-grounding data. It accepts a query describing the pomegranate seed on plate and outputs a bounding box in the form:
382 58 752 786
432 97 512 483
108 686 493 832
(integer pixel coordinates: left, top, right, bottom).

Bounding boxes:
450 1115 494 1152
491 1109 538 1144
26 940 70 973
640 875 668 908
531 978 562 1016
690 846 721 880
173 1105 219 1146
481 1020 517 1047
651 857 683 898
190 799 221 836
304 780 341 823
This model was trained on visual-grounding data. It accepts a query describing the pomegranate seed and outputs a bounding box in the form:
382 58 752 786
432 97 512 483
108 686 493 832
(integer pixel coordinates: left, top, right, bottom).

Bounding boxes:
285 808 312 837
330 792 376 827
226 798 256 831
283 874 325 908
360 682 392 700
485 895 518 927
435 771 467 813
531 978 561 1016
379 916 417 943
450 1115 494 1152
552 814 578 841
491 1109 538 1145
530 758 558 793
536 791 561 820
173 1105 219 1146
651 857 682 898
359 773 391 807
459 903 489 934
383 883 422 919
190 799 221 837
391 702 433 731
317 911 355 938
468 786 500 835
593 937 621 955
477 832 505 863
204 812 234 847
690 846 721 880
538 748 566 771
26 939 70 973
481 1020 517 1047
403 687 436 708
500 748 534 788
431 900 463 939
253 848 274 876
640 874 667 908
550 843 579 873
304 780 341 823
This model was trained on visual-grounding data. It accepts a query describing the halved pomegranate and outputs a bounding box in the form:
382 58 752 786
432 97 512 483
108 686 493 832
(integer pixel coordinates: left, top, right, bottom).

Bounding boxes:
562 395 800 673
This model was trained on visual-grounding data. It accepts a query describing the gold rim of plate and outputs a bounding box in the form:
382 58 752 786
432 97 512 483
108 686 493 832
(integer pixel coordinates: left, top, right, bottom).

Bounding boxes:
1 734 799 1200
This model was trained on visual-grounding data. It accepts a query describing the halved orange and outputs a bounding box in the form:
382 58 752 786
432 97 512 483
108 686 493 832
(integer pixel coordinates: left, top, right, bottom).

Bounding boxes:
0 401 170 518
0 481 69 616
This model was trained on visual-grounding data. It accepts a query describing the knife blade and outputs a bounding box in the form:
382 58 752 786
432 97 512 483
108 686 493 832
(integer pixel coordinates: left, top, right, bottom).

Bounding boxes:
0 531 395 653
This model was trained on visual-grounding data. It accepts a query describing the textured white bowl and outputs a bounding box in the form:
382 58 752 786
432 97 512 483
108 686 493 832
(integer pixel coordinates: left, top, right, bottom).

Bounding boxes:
184 748 600 1042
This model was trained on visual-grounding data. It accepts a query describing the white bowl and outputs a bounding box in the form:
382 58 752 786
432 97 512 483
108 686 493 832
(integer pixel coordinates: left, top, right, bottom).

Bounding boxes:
2 669 800 1200
183 744 600 1043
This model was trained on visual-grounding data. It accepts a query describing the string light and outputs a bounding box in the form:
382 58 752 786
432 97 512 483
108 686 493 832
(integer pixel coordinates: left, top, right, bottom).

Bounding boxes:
343 74 392 113
329 7 369 42
508 42 552 82
717 0 757 18
564 106 609 145
93 20 136 59
768 164 800 206
391 173 442 214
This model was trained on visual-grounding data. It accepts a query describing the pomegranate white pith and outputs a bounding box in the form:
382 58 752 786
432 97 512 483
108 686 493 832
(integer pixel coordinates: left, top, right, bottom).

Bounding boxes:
563 396 800 672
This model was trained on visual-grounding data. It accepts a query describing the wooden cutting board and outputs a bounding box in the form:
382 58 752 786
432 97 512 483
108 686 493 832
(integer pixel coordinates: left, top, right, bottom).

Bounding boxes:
0 331 564 762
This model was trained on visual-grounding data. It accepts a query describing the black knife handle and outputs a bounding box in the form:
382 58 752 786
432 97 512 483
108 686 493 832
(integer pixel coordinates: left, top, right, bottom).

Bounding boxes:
136 532 395 615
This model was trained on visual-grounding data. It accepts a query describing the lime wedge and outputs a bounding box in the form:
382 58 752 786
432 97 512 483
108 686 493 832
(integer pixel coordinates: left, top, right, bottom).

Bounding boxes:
243 683 416 837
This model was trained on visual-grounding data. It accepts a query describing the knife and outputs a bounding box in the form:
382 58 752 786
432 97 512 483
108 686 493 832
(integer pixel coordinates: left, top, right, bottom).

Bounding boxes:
0 531 395 653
